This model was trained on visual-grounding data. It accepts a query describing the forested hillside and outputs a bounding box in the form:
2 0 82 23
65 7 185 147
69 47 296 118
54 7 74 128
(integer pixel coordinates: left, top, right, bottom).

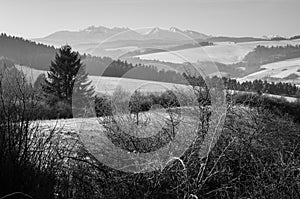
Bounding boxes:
0 33 184 83
0 33 56 70
244 45 300 65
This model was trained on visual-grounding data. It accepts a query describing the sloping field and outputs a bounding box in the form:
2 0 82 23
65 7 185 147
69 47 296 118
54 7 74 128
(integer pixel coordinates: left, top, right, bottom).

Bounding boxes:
136 39 300 64
89 75 187 94
238 58 300 85
16 65 187 94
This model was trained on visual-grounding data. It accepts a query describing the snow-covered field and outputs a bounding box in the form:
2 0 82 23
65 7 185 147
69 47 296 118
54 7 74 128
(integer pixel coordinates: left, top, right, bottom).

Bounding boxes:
89 75 187 94
16 65 187 94
136 43 252 64
136 40 300 64
238 58 300 85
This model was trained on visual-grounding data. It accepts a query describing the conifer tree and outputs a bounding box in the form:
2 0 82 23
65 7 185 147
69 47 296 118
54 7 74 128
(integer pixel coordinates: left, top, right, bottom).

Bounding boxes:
43 45 94 117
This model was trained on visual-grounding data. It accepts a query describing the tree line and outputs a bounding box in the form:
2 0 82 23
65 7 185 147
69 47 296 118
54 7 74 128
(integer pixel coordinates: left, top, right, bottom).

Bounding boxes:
221 77 300 97
182 74 300 98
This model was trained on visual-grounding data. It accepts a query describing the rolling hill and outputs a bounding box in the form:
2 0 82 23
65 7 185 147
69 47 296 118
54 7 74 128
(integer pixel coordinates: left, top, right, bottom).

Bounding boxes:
238 57 300 85
136 39 300 64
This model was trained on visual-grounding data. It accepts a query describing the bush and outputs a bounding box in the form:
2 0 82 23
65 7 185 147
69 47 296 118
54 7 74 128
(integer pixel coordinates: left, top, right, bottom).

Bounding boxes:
0 66 62 198
54 101 73 119
94 90 180 118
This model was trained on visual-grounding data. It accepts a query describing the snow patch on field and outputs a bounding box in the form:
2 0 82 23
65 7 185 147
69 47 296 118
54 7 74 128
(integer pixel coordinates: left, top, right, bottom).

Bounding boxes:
238 58 300 85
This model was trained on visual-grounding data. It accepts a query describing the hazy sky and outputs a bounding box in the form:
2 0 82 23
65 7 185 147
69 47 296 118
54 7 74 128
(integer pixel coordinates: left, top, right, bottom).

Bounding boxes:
0 0 299 39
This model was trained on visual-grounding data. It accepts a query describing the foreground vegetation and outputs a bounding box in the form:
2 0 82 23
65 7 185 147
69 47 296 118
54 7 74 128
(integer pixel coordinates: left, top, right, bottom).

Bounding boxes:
1 64 300 198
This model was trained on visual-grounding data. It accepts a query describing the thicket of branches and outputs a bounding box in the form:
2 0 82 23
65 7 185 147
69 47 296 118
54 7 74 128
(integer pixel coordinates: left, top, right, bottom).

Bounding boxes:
52 87 300 199
0 62 104 199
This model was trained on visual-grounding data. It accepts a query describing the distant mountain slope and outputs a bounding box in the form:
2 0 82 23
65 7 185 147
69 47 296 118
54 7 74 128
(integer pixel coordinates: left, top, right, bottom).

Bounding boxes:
35 26 210 45
40 26 143 45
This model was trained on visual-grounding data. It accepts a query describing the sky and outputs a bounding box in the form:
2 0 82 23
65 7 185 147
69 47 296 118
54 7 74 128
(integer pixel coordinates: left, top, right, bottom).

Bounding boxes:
0 0 299 39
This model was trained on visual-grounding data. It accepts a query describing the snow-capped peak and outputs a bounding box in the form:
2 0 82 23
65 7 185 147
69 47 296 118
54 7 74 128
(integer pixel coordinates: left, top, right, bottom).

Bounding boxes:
83 26 108 33
148 27 162 34
170 27 182 33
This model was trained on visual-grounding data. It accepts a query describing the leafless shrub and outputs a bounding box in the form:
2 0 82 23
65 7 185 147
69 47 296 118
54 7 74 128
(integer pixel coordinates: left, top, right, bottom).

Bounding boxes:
0 66 81 198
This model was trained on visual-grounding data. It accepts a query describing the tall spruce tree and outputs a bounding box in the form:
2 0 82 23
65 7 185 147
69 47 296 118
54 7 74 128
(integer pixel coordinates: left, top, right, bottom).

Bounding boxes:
43 45 95 117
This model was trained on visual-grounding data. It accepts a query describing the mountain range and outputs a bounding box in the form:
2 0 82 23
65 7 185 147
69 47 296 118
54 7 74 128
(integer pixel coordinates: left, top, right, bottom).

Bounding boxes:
32 26 215 58
34 26 210 45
